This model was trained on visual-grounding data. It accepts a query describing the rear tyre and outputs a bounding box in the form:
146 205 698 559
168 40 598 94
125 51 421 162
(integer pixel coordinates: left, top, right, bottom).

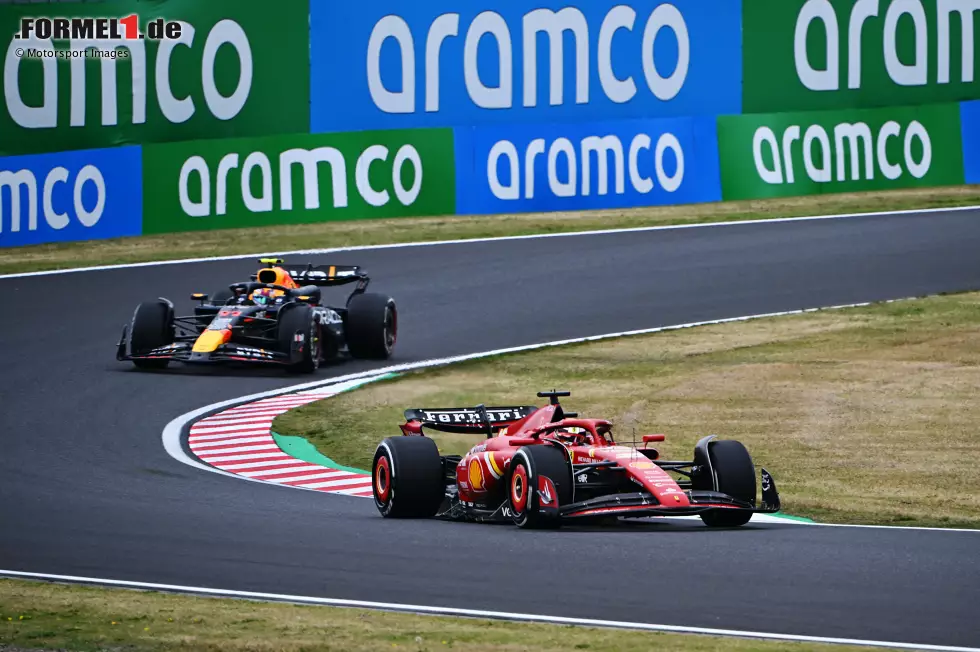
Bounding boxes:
698 440 756 528
346 293 397 359
129 300 174 370
373 437 445 518
509 445 571 529
278 305 319 374
211 288 234 306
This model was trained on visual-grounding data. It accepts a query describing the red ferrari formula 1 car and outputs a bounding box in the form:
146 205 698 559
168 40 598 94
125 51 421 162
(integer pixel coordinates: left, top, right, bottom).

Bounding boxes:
372 391 780 528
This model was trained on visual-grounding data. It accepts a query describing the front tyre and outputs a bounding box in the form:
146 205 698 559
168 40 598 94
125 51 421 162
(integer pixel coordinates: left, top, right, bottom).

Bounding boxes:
278 305 320 374
129 300 174 370
373 437 445 518
210 288 234 306
508 445 571 529
346 293 397 359
698 439 756 528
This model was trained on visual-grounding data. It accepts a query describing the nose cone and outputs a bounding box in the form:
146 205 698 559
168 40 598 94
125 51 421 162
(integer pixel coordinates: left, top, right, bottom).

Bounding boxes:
192 330 230 353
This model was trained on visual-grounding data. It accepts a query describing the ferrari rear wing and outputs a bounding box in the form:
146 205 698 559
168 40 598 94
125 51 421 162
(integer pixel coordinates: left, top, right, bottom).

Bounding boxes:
402 405 538 435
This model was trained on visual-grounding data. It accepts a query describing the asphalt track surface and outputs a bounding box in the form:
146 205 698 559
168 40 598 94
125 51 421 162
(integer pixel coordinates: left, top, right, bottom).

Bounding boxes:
3 210 980 649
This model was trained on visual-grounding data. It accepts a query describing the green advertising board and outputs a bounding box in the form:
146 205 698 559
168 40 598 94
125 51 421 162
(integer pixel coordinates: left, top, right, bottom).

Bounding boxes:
743 0 980 113
142 129 456 234
717 103 964 200
0 0 308 156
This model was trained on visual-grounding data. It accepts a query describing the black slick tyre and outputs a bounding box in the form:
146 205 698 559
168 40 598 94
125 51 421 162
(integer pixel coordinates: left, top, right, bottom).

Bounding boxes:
372 437 444 518
278 305 319 374
699 439 756 528
129 300 174 370
508 445 571 529
210 288 234 306
346 293 397 359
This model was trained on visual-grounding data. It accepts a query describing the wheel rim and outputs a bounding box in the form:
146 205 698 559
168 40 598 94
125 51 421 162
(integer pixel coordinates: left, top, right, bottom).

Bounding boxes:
384 305 397 353
310 321 321 368
511 465 529 514
375 456 391 502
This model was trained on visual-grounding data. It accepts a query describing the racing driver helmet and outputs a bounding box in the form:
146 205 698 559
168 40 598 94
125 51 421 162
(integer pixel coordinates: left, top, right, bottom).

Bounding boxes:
251 288 276 306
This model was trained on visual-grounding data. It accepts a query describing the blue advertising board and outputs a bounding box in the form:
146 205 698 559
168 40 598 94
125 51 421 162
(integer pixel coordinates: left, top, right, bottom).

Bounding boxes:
311 0 741 132
0 146 142 247
961 101 980 184
454 116 721 214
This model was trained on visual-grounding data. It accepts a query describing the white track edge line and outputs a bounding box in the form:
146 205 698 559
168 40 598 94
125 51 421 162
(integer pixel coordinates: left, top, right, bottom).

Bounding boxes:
3 203 979 279
162 297 979 533
0 570 975 651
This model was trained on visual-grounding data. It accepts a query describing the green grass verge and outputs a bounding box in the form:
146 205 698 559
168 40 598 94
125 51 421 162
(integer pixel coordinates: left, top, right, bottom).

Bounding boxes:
2 186 979 275
272 432 369 474
0 578 896 652
275 292 980 529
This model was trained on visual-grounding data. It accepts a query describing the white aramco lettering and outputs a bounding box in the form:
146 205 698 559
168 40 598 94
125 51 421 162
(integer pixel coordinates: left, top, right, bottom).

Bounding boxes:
487 133 684 200
366 4 690 113
0 165 106 233
178 145 424 217
794 0 978 91
4 19 253 129
752 119 932 184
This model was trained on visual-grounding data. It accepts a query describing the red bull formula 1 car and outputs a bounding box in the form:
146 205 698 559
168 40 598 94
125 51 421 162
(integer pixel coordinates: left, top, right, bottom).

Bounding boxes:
117 258 396 373
372 391 780 528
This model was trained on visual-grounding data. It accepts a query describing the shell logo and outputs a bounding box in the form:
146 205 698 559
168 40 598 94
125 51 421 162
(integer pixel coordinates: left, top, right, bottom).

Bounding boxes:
468 458 485 491
629 461 655 469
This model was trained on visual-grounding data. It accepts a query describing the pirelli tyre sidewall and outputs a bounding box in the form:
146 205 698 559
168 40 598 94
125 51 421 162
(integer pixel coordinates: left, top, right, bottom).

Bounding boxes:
129 299 174 369
508 445 571 529
699 439 756 528
347 293 397 359
372 437 444 519
278 304 319 373
210 288 234 306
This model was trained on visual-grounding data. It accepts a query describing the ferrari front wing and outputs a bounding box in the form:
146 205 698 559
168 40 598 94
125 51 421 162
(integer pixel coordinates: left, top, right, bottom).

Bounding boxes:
561 468 781 520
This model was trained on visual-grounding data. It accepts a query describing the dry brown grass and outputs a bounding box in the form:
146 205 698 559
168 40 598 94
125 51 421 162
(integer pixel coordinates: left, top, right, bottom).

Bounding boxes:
276 293 980 527
3 185 979 274
0 578 882 652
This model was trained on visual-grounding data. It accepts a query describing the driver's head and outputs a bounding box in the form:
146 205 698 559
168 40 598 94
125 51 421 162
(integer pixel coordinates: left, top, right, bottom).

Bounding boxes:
251 288 275 306
555 429 579 445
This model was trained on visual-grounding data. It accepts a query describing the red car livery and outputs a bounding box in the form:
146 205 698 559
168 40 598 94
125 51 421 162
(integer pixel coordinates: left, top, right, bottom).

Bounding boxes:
372 391 780 528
